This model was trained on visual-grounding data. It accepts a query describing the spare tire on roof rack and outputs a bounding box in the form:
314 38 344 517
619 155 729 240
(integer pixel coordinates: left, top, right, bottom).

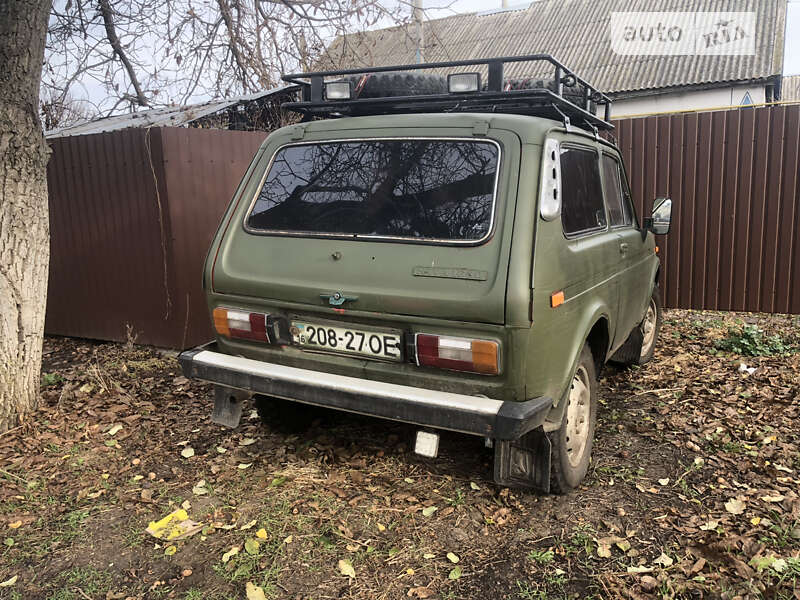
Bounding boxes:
339 72 448 99
502 78 596 113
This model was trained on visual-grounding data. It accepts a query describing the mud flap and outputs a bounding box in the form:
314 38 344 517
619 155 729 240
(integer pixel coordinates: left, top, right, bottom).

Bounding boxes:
211 385 249 428
493 428 551 493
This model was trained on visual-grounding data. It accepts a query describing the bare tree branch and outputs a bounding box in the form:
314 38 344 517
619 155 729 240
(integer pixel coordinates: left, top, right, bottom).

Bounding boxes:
97 0 149 107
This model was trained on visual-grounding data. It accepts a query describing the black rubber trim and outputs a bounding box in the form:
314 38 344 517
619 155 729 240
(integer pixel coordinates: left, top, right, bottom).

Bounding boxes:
495 396 554 439
178 344 210 378
178 344 552 440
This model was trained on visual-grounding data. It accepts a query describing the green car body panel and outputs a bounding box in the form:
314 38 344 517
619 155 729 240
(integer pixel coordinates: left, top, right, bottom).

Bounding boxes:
200 112 659 427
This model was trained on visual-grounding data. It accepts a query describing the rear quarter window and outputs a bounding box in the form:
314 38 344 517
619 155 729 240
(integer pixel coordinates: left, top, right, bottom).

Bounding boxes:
560 146 606 236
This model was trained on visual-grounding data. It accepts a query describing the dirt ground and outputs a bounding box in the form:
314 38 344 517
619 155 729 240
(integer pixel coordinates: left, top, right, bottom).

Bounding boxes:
1 310 799 600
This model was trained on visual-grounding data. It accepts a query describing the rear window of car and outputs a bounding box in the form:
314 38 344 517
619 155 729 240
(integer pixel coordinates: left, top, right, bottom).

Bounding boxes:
245 139 500 243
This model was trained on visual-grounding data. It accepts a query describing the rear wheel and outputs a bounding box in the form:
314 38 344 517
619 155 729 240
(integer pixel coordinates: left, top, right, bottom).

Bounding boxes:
548 344 598 494
611 285 662 366
638 289 661 364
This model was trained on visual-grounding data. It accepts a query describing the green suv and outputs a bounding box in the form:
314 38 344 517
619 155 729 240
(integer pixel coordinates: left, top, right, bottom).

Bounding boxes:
179 55 672 493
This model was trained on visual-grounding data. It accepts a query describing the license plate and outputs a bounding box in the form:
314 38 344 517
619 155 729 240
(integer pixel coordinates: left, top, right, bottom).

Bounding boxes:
291 321 402 361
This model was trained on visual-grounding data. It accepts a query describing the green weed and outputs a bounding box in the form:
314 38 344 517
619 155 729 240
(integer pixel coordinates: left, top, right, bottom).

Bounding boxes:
715 325 793 356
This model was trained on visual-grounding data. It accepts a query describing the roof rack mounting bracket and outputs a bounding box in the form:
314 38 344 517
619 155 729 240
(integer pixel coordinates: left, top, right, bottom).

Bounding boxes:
552 104 571 133
487 60 504 92
472 120 490 136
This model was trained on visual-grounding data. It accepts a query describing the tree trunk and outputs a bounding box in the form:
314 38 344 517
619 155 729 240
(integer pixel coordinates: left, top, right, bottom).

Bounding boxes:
0 0 52 432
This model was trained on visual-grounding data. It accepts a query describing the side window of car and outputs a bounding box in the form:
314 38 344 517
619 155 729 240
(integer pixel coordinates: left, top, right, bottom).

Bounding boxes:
560 146 606 236
601 154 632 228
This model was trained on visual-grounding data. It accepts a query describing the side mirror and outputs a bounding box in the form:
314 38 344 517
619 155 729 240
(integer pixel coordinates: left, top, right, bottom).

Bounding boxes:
645 198 672 235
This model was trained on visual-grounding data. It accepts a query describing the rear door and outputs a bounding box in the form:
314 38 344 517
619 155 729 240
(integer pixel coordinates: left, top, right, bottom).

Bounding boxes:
212 129 521 325
601 152 650 344
557 143 621 339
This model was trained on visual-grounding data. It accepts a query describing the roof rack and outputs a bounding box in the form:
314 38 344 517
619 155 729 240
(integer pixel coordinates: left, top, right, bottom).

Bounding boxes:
281 54 613 131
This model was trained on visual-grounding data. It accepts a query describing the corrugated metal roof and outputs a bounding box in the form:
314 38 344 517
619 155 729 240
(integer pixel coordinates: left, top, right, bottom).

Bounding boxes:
325 0 786 95
782 75 800 101
45 86 294 138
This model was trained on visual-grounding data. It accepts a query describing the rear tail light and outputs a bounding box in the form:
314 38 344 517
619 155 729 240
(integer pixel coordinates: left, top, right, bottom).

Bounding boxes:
415 334 499 375
213 307 268 342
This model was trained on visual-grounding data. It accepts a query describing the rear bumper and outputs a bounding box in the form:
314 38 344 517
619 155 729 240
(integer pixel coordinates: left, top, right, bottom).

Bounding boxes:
179 344 552 440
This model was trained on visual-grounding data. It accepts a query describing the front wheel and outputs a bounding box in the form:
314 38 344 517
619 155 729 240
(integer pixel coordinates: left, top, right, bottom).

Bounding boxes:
548 344 598 494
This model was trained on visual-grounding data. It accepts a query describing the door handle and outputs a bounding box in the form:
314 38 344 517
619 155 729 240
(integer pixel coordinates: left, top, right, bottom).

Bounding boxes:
619 242 629 254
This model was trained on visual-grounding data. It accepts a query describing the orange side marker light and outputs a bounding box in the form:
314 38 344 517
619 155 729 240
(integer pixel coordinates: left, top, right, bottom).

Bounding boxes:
550 291 565 308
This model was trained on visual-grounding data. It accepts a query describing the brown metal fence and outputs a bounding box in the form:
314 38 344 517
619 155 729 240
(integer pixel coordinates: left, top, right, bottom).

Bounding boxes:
46 127 267 348
614 104 800 314
45 104 800 349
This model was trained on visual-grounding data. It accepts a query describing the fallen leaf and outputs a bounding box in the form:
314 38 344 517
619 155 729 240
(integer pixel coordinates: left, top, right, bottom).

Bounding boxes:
616 540 631 552
192 481 208 496
0 575 18 587
239 438 257 446
407 586 433 598
240 520 257 530
640 575 658 592
771 558 788 573
217 446 227 454
145 509 203 541
283 535 292 544
658 478 670 486
448 566 462 580
761 495 785 503
724 498 746 515
423 553 435 559
244 539 260 555
470 481 480 491
246 582 268 600
421 506 437 517
627 566 654 574
377 523 386 532
238 463 252 470
256 528 268 540
690 558 706 574
222 547 239 562
338 559 356 578
8 521 22 530
164 545 177 556
181 447 195 459
107 424 123 436
596 542 612 558
446 552 459 563
700 520 719 531
654 552 674 568
751 517 762 526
